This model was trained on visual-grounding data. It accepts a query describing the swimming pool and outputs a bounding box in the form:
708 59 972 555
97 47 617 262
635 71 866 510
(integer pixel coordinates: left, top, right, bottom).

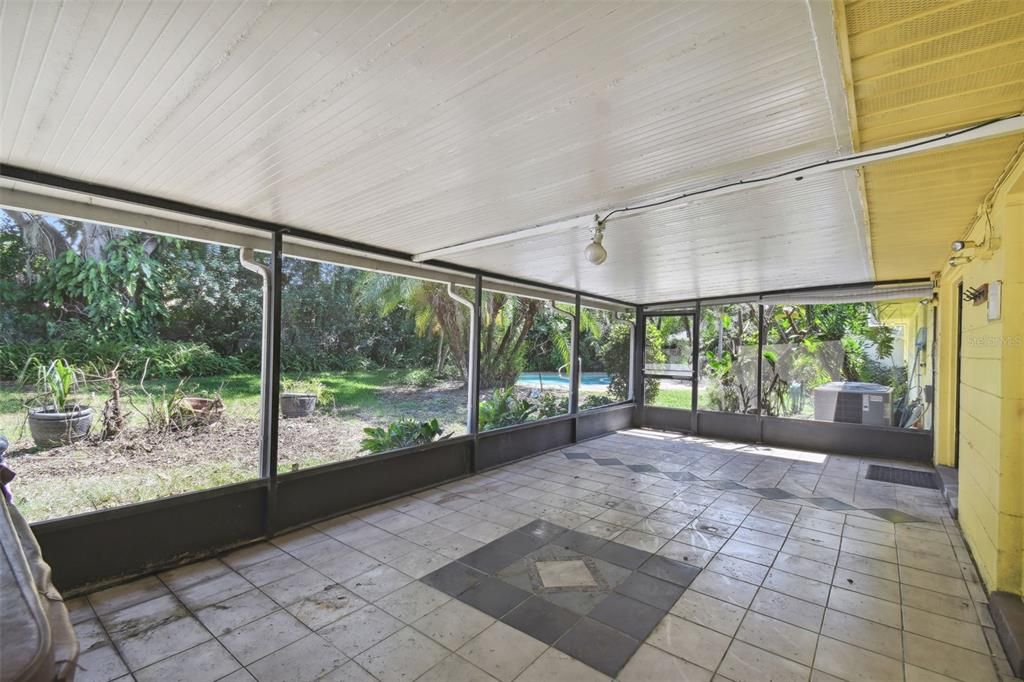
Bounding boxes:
516 372 611 389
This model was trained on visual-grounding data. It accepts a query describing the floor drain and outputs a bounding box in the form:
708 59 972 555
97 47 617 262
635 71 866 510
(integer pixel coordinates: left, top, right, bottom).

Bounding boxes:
865 464 939 490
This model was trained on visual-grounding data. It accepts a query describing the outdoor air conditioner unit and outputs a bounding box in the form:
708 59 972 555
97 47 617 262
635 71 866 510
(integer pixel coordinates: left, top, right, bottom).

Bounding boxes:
813 382 892 426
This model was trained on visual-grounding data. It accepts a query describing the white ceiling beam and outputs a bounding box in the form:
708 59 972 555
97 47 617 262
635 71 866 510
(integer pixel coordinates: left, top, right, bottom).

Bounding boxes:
411 114 1024 263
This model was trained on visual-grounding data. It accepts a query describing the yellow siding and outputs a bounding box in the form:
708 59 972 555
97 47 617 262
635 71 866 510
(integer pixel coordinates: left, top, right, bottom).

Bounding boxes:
837 0 1024 280
937 165 1024 592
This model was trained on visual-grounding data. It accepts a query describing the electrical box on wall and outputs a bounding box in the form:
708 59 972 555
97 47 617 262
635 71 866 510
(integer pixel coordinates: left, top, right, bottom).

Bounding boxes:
988 280 1002 321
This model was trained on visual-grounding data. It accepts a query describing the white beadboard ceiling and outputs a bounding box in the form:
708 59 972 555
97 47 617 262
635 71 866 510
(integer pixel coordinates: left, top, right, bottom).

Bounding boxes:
0 0 870 303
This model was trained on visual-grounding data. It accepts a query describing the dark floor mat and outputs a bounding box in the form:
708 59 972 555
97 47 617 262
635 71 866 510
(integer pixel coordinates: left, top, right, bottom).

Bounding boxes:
865 464 939 490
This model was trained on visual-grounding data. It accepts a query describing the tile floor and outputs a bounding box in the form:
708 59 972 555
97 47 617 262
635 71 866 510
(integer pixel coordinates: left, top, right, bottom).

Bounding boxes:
67 429 1021 682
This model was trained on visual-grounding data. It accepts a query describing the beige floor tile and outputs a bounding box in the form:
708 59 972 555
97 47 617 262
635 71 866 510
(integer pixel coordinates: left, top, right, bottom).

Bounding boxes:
159 560 232 594
215 669 257 682
354 626 449 681
219 610 309 665
515 648 611 682
88 576 170 616
827 587 902 628
813 636 903 682
74 618 110 653
195 590 279 638
75 644 130 682
673 529 729 552
735 611 817 666
762 568 831 607
905 663 960 681
341 563 413 602
670 589 746 636
779 539 839 566
658 540 716 568
903 632 999 682
820 608 902 660
902 606 990 655
718 639 811 682
731 527 787 551
387 547 450 579
417 654 499 682
246 633 347 682
117 615 212 671
100 593 187 640
134 640 239 682
773 553 836 584
575 519 629 540
614 529 669 553
707 554 770 585
457 622 547 682
719 539 779 566
842 525 895 548
832 568 900 603
899 566 970 598
236 554 307 587
260 567 333 607
413 599 495 650
840 538 897 564
374 580 451 623
617 643 712 682
222 542 287 571
836 552 899 582
647 613 732 671
689 569 759 608
286 584 367 630
177 570 254 611
750 587 825 632
789 526 842 550
318 605 404 658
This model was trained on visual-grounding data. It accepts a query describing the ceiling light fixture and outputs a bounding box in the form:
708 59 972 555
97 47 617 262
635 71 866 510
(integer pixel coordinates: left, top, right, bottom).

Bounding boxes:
951 240 977 251
584 217 607 265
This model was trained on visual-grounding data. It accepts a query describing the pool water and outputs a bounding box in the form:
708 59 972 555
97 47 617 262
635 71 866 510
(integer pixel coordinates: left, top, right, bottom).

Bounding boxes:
516 372 611 388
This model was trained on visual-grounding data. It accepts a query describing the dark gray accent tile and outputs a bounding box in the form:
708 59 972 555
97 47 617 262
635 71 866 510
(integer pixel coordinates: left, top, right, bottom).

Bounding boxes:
421 562 486 597
564 451 592 460
550 530 607 555
593 542 650 570
588 593 666 641
863 508 926 523
457 576 530 619
540 589 607 617
750 487 795 499
663 471 699 482
486 531 547 559
614 572 685 610
517 520 568 542
808 497 857 511
554 617 641 677
459 543 522 575
501 596 580 645
638 555 701 588
706 480 747 490
593 458 623 466
627 464 659 473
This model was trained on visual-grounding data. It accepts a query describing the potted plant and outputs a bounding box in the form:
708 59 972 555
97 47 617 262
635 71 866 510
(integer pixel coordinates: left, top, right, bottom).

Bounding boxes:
280 378 326 418
27 360 93 448
173 395 224 428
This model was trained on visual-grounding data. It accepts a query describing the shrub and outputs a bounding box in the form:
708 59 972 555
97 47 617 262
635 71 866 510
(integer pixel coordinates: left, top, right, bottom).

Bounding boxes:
405 368 437 388
598 323 662 403
535 392 569 418
581 394 616 409
360 418 447 453
479 387 535 430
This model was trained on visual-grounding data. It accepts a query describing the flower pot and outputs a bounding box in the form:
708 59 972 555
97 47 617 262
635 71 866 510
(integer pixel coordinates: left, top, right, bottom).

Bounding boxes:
28 406 93 449
280 393 317 418
175 396 224 427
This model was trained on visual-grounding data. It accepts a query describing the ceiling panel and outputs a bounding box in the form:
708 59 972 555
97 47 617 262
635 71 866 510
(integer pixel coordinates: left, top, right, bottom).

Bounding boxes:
1 0 863 303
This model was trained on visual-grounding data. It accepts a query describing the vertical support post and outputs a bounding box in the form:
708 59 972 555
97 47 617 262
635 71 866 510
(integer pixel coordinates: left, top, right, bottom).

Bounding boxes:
631 306 645 407
692 302 701 428
469 276 482 447
263 232 283 532
570 294 581 415
756 304 765 440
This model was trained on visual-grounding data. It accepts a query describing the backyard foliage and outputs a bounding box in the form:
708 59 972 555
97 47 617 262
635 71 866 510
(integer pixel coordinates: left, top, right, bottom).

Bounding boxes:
360 418 448 453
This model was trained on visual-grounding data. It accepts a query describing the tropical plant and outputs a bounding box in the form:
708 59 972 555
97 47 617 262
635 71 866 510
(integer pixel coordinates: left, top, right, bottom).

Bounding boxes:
535 392 569 418
31 358 84 412
478 387 535 430
281 377 328 401
581 394 617 409
360 418 448 453
598 322 662 402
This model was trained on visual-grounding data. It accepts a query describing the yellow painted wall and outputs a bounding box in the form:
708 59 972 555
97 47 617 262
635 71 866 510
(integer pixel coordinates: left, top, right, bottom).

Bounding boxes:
938 164 1024 593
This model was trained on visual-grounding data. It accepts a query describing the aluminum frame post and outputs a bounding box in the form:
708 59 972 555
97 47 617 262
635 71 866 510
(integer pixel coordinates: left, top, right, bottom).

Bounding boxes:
692 302 701 419
571 294 581 414
756 304 765 421
632 306 645 406
469 275 482 437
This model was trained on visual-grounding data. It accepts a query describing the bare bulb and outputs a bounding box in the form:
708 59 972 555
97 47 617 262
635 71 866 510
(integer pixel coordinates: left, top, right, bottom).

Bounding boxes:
584 240 607 265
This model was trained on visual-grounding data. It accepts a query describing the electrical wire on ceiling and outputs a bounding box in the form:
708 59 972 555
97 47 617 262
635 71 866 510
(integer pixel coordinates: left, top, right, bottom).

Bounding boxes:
597 114 1023 225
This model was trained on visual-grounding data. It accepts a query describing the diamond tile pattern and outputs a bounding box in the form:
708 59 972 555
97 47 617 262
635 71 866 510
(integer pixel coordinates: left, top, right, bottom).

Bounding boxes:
77 430 1003 682
420 523 699 676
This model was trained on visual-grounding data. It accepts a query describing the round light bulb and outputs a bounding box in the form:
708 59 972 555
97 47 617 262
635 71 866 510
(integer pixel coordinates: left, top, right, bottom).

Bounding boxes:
584 240 607 265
